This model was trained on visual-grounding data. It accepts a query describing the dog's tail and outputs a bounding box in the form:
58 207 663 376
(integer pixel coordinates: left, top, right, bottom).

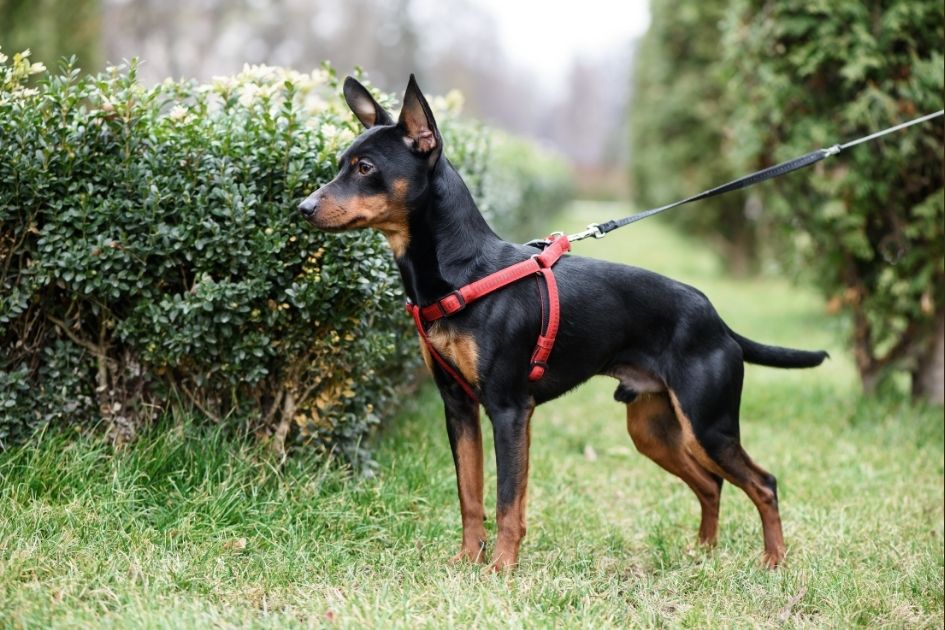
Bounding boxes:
726 325 829 369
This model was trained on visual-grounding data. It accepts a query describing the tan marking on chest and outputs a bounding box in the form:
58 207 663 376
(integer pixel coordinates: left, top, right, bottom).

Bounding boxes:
421 322 479 385
418 335 434 371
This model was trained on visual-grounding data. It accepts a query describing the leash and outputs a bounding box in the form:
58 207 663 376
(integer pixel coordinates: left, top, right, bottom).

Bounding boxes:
527 109 944 247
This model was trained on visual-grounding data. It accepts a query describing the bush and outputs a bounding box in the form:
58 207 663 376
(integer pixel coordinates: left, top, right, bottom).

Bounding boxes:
720 0 944 400
0 52 558 456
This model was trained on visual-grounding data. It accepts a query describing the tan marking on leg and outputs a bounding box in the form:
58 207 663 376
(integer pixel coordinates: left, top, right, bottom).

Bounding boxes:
667 390 726 477
450 431 486 564
486 406 534 573
427 323 479 385
626 393 721 546
739 451 785 568
667 389 784 567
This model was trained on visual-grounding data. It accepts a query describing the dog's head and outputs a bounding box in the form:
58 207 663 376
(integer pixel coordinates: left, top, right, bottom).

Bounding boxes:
298 75 442 258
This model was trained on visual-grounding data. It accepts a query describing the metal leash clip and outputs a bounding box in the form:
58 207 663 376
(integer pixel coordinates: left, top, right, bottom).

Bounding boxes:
567 223 606 243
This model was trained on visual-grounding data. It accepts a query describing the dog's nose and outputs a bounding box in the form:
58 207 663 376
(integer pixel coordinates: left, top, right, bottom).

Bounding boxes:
298 195 319 217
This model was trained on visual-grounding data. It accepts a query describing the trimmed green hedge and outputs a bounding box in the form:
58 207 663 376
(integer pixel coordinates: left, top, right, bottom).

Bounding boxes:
0 51 572 456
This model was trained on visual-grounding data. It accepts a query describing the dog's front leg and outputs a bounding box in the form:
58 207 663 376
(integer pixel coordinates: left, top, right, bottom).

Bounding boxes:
486 399 535 572
442 388 486 564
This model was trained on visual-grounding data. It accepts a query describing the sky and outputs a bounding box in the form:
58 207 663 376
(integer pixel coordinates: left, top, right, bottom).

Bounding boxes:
472 0 651 96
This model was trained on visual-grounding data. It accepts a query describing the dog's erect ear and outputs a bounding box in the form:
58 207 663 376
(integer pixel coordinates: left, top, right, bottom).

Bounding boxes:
398 74 440 157
343 76 394 128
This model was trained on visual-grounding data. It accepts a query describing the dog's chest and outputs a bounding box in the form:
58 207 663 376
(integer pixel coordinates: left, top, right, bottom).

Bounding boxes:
418 323 480 385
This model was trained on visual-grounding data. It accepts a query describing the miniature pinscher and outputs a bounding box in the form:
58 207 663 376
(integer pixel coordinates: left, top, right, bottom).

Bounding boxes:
298 75 828 572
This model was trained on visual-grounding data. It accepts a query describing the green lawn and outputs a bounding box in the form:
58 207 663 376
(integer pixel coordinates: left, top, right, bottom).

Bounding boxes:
1 202 942 628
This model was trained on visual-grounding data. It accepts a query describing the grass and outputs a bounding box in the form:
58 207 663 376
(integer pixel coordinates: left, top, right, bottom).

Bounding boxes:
1 201 942 628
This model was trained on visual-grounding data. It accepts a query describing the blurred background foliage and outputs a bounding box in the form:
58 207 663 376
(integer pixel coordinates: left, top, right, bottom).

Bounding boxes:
0 0 101 72
632 0 943 401
0 0 631 193
631 0 757 275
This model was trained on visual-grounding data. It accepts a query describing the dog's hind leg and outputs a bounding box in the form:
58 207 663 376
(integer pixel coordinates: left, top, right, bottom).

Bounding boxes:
692 433 784 568
622 391 723 546
666 358 786 568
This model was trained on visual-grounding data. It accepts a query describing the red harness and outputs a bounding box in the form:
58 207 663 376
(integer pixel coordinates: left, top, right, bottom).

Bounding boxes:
405 235 570 400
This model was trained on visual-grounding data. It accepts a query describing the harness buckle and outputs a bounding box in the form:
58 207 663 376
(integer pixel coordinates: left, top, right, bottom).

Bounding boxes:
587 223 605 238
437 290 466 317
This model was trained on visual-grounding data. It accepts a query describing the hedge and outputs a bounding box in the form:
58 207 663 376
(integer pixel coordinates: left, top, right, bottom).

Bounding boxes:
0 50 573 456
719 0 944 399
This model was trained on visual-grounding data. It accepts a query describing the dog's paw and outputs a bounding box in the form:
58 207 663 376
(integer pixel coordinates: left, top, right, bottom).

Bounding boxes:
481 554 517 575
762 548 786 569
449 540 486 565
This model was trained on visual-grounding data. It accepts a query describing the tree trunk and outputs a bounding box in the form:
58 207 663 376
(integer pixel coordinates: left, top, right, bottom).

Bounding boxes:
912 310 944 405
851 306 880 394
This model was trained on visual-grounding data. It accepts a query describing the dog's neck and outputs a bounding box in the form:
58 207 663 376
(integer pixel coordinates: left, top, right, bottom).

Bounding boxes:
396 158 502 306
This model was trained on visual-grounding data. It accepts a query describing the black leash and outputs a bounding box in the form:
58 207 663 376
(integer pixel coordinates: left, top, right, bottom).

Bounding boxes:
527 109 943 248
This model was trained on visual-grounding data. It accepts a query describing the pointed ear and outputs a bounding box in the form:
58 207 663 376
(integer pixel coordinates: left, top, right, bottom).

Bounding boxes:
343 76 394 128
398 74 440 156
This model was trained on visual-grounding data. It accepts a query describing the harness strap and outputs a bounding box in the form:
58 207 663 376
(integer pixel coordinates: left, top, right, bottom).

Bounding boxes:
527 266 560 380
408 235 570 398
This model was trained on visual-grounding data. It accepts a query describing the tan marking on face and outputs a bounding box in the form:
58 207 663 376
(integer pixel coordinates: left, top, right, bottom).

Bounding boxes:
315 191 410 258
349 156 359 166
382 179 411 257
427 323 479 385
392 178 409 199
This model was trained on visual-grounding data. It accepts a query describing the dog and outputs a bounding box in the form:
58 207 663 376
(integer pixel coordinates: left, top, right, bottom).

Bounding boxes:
298 75 828 572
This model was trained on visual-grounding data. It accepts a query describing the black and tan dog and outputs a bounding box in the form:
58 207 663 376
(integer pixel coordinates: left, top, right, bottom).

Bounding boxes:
298 75 827 572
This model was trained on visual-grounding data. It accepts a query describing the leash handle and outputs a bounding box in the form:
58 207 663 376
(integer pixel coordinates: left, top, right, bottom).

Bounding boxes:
552 109 944 245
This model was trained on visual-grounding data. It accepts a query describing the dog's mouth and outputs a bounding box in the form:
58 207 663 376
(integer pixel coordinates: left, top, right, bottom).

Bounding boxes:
318 219 364 232
307 211 367 232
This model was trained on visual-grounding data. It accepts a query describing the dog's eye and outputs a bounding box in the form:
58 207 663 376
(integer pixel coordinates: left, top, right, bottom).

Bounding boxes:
357 161 374 175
